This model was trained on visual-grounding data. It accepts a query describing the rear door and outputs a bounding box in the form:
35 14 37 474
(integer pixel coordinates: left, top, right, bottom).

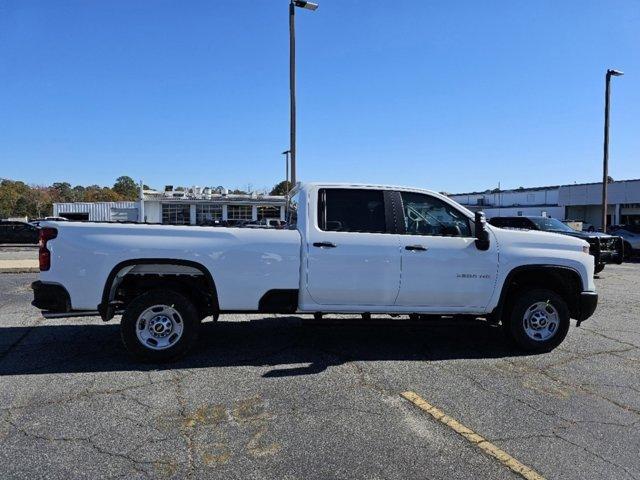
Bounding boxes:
394 191 499 309
305 188 401 306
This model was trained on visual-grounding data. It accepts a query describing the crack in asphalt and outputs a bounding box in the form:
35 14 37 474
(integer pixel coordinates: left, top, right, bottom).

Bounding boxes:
173 370 196 479
2 415 178 479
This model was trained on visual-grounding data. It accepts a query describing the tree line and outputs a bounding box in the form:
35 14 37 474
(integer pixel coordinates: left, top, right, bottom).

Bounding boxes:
0 176 140 219
1 177 293 220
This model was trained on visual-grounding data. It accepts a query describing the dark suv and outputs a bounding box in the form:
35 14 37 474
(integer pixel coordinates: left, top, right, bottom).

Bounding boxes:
0 220 39 244
488 216 624 274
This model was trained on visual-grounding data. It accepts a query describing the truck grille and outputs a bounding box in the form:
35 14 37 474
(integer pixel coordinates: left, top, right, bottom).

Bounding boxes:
600 237 618 252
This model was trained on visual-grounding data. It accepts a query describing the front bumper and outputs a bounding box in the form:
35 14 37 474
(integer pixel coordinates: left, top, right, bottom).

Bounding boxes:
576 291 598 326
31 281 71 313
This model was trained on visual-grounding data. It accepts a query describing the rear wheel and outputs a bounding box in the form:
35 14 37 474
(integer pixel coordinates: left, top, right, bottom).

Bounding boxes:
594 263 605 274
503 289 570 352
121 289 200 362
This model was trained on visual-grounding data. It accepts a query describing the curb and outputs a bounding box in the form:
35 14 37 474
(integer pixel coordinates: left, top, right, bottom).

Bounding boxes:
0 267 39 274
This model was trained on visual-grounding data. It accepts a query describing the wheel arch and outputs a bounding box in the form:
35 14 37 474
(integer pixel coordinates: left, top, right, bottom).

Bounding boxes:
99 258 219 321
492 265 584 322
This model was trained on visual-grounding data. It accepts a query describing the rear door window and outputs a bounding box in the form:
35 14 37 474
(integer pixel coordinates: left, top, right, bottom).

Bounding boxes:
318 189 388 233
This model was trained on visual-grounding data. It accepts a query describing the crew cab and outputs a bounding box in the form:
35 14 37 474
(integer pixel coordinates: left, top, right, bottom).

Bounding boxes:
488 216 624 274
32 183 598 361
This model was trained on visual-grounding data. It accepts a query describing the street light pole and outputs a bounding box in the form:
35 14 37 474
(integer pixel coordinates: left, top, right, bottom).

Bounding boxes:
601 68 623 232
289 2 296 186
288 0 318 186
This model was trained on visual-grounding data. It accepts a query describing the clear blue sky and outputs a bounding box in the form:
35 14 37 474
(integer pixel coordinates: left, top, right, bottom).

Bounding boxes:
1 0 638 193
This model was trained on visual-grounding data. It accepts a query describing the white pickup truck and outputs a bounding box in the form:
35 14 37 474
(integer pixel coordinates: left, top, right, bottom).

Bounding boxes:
32 182 598 361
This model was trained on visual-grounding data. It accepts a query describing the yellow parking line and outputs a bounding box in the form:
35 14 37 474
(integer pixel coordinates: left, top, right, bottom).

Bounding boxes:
401 391 546 480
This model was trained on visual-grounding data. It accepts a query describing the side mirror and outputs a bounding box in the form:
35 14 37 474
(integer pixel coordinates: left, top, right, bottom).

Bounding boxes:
475 211 490 251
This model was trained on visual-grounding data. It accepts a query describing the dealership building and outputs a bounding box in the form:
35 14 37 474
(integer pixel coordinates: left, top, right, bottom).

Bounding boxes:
449 178 640 228
53 186 287 225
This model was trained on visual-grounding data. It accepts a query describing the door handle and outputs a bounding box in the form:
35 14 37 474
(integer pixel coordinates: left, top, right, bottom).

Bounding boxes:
313 241 337 248
405 244 427 251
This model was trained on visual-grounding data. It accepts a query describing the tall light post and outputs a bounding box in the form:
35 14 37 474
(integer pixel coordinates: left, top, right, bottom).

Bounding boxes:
601 68 624 232
289 0 318 186
282 149 291 194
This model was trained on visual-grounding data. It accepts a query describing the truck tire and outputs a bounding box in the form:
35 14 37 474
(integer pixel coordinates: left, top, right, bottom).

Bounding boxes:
594 263 605 274
504 289 570 353
121 289 200 362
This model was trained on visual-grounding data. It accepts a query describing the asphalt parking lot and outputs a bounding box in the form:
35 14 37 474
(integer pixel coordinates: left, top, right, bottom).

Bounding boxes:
1 263 639 480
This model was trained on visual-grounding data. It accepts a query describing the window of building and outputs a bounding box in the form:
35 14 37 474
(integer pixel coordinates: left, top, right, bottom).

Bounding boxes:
318 189 387 233
257 205 280 220
227 205 253 221
196 204 222 225
400 192 471 237
60 212 89 221
162 203 190 225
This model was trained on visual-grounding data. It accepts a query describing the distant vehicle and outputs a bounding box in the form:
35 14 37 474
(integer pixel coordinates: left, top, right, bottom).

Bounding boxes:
608 226 640 259
244 218 286 229
32 182 598 362
0 220 39 244
488 216 624 274
581 222 596 232
30 217 69 227
199 219 227 227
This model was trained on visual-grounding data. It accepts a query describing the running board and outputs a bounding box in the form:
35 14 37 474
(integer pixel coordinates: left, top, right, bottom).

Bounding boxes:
42 310 101 319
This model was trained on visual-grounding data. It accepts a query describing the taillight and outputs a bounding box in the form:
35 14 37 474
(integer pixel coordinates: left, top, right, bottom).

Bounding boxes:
39 228 57 271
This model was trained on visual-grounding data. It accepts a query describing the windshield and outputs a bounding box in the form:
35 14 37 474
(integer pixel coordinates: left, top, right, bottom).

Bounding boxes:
529 217 576 233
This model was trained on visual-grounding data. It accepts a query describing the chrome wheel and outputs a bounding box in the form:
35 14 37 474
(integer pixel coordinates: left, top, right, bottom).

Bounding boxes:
522 301 559 342
135 304 184 350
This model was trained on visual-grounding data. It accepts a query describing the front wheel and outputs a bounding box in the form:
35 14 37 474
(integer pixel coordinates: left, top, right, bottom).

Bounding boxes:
121 289 200 362
503 289 570 353
594 263 605 274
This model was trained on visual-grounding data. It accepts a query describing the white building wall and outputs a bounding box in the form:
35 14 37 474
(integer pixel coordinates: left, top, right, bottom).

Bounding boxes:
483 206 565 219
450 187 560 209
53 202 138 222
558 179 640 206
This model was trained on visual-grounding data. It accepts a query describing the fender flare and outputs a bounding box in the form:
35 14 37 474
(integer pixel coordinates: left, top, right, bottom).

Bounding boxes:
98 258 219 321
490 264 584 321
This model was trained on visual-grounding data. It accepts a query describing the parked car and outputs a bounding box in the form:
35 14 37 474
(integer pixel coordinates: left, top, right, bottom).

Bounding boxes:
0 220 39 244
608 226 640 259
244 218 286 229
32 183 598 361
488 216 623 274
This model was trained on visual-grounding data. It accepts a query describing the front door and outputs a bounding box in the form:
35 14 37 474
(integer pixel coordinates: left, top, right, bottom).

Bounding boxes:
305 188 401 306
394 191 498 310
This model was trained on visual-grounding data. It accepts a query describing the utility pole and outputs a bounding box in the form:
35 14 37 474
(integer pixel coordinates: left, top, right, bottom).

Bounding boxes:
601 68 624 232
282 150 291 195
288 0 318 186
